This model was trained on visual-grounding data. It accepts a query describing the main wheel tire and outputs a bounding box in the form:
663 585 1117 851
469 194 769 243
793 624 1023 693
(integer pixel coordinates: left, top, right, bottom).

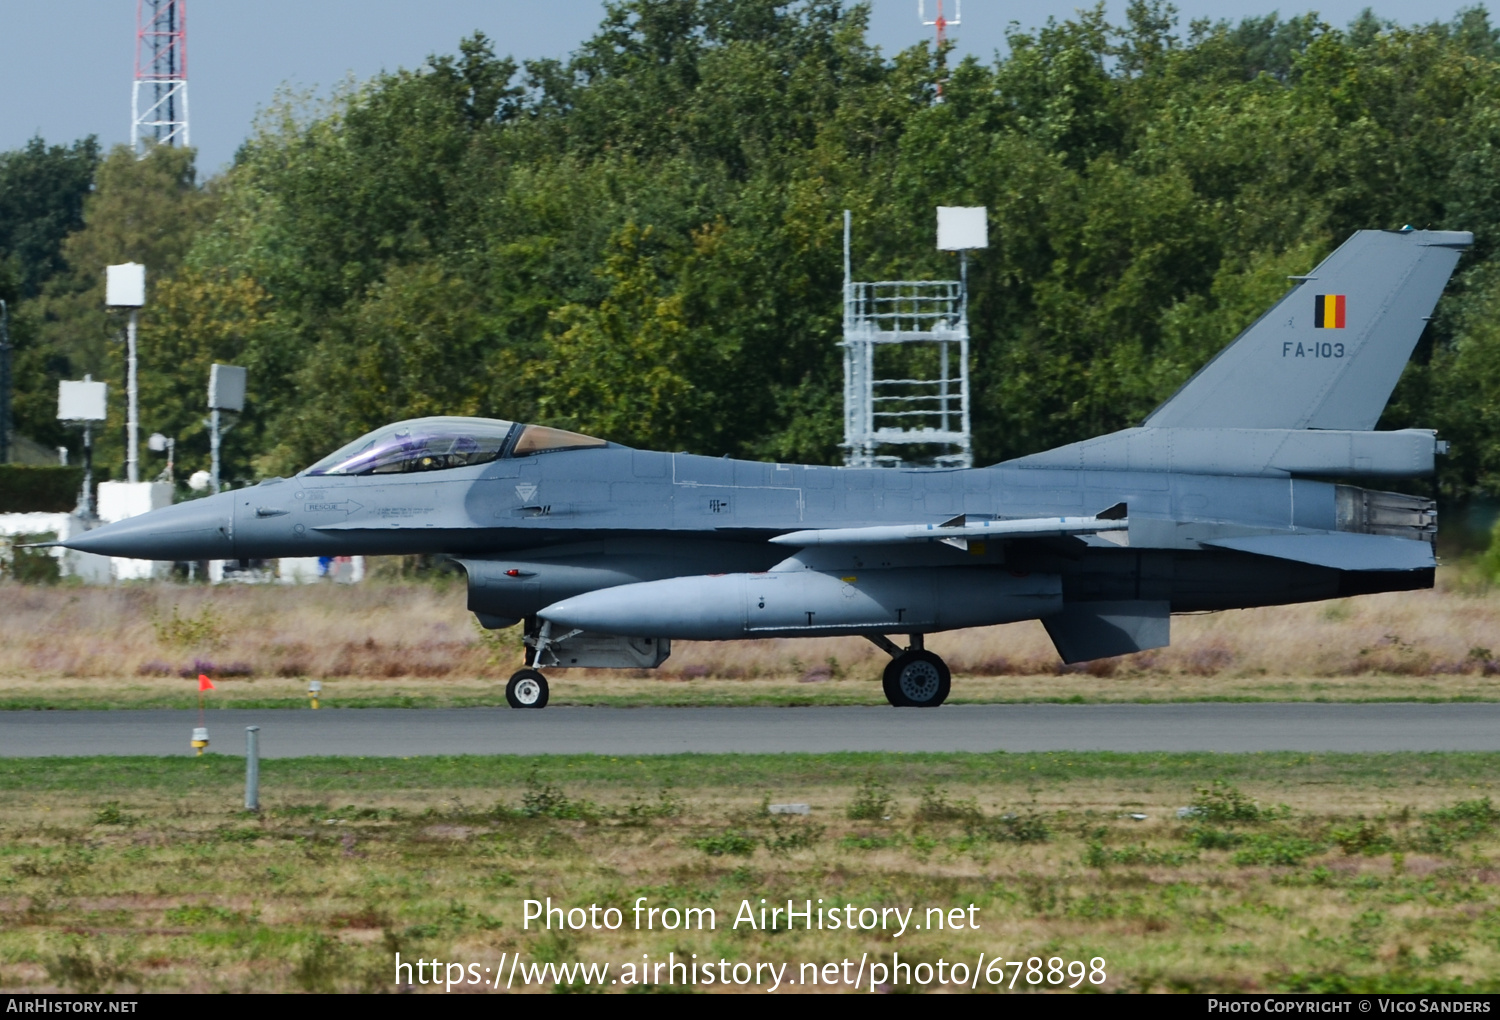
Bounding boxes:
881 650 950 708
506 669 550 709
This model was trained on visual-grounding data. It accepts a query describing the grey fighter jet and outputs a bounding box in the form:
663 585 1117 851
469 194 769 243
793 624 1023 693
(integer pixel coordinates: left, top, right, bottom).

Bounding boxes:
60 228 1469 709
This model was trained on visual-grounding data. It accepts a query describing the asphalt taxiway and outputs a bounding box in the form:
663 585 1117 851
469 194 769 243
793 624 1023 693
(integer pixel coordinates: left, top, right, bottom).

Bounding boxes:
0 703 1495 757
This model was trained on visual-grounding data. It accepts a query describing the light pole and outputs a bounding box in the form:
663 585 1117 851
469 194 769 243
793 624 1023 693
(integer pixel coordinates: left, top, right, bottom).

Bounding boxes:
106 264 146 483
57 377 108 518
148 432 175 481
0 299 11 465
207 363 246 492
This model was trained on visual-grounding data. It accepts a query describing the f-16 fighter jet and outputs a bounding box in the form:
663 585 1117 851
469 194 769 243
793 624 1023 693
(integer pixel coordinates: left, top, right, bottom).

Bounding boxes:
60 228 1468 709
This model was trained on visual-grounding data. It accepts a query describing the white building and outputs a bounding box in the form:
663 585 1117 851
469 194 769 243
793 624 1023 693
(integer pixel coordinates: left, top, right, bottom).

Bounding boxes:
0 511 111 583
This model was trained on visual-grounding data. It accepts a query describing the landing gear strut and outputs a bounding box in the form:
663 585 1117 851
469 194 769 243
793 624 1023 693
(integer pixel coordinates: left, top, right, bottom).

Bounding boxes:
508 617 555 709
868 634 951 708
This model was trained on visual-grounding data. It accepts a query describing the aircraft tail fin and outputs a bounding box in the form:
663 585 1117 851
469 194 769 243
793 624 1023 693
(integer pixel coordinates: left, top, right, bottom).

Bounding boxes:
1144 229 1471 431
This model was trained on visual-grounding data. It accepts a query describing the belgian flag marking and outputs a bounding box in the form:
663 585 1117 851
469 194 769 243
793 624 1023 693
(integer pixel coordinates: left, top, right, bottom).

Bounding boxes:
1314 294 1346 329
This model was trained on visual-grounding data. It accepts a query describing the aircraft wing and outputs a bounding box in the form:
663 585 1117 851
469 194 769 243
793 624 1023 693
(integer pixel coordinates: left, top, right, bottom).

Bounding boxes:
771 504 1127 550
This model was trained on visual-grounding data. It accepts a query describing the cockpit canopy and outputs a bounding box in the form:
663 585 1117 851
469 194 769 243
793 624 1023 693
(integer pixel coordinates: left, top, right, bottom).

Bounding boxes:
302 417 606 476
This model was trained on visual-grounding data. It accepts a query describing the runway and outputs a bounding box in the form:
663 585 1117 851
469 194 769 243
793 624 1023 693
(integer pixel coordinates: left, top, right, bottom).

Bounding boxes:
0 703 1495 757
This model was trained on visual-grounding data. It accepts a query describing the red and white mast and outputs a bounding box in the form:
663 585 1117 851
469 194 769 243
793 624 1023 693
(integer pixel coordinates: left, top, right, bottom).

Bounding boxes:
919 0 960 98
132 0 189 152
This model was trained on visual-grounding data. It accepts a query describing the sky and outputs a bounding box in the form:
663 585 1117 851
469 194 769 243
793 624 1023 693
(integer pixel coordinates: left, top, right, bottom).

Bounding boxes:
0 0 1491 176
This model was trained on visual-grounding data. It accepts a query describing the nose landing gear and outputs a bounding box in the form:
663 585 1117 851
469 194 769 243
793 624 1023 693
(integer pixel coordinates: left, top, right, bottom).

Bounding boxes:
506 668 550 709
867 634 951 708
507 617 556 709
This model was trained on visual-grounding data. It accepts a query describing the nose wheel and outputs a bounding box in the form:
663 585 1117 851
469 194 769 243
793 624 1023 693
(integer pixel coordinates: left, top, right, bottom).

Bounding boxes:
868 635 950 708
506 669 550 709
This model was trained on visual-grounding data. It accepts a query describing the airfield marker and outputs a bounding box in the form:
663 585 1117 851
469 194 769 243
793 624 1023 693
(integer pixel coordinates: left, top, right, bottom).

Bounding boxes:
191 672 214 755
245 726 260 811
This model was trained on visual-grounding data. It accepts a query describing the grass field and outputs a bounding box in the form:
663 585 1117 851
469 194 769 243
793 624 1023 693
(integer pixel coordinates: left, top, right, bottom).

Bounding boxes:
3 752 1500 993
1 572 1498 709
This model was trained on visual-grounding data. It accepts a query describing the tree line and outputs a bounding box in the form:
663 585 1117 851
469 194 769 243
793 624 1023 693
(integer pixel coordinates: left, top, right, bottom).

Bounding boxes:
2 0 1499 501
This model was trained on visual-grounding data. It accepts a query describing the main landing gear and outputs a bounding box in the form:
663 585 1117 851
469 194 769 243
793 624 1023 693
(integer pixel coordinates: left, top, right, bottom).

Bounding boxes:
866 634 951 708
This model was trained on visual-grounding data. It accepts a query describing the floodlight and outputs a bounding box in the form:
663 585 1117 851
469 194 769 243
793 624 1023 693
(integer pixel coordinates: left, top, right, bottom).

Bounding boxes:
58 380 108 422
105 263 146 308
936 207 988 251
208 364 247 412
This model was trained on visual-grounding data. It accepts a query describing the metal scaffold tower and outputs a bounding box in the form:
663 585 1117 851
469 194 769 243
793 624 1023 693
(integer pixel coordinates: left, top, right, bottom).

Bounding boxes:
132 0 190 153
841 207 987 469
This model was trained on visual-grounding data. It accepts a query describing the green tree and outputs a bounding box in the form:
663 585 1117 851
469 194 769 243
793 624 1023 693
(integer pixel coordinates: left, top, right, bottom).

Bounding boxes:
534 222 737 451
0 136 100 301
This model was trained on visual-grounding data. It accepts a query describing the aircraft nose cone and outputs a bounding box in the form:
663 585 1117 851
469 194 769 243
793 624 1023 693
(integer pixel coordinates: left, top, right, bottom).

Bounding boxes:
63 491 235 560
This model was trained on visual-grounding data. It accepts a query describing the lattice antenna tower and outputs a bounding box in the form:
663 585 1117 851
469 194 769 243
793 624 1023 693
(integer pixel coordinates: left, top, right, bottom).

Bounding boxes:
919 0 960 97
132 0 190 153
919 0 960 46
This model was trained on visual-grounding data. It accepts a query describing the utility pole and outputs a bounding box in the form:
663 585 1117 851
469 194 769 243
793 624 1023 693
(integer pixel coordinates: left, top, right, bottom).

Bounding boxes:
106 264 146 483
132 0 190 154
126 308 139 483
0 300 11 465
208 364 247 492
82 416 94 515
57 377 107 519
210 404 220 490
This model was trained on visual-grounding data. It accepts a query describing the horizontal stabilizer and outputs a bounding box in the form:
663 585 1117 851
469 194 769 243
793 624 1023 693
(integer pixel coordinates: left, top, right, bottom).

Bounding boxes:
1043 600 1170 664
1202 532 1434 571
772 511 1127 548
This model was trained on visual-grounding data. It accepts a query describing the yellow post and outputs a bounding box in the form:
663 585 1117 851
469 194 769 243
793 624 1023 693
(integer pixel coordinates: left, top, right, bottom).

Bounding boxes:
308 680 322 710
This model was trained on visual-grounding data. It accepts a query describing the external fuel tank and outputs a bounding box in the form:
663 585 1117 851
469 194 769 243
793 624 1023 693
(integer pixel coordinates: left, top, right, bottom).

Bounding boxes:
539 567 1062 640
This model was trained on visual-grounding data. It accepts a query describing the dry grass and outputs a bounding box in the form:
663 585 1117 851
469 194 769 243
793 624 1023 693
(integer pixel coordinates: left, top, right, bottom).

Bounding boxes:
2 753 1499 993
1 569 1498 708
